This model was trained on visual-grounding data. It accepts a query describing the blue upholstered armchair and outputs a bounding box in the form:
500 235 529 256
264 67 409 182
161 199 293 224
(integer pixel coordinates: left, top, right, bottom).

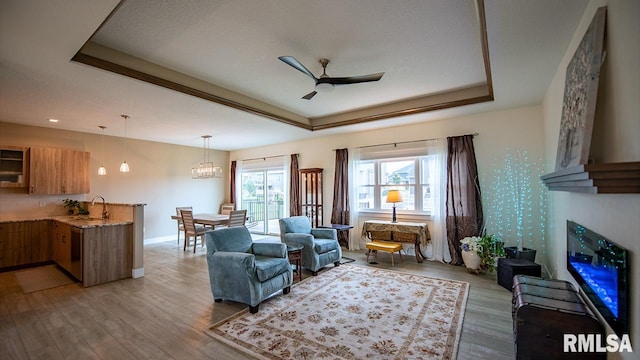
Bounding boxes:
205 226 293 313
279 216 342 276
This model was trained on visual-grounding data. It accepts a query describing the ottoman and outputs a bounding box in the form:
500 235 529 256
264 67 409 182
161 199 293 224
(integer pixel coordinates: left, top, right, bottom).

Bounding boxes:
498 258 541 291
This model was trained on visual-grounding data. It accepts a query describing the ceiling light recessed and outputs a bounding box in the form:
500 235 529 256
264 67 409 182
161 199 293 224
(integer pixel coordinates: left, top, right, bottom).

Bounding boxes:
48 118 59 123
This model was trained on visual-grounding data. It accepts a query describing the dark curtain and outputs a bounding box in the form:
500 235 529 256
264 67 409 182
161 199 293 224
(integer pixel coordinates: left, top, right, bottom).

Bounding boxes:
289 154 301 216
230 160 237 205
446 135 483 265
331 149 350 245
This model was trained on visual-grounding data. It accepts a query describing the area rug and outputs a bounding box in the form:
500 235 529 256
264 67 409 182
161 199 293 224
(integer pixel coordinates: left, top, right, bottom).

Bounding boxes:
206 264 469 359
14 265 76 293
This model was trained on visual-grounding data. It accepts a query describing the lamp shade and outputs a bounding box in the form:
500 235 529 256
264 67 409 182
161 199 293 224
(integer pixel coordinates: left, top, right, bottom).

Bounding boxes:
119 161 130 173
386 189 403 203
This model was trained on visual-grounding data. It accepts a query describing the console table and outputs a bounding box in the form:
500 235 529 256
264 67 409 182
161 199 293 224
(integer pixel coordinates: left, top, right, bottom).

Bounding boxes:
361 220 430 263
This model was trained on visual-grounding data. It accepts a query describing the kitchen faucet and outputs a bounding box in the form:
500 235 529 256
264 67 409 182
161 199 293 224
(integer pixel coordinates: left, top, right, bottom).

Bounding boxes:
91 195 109 219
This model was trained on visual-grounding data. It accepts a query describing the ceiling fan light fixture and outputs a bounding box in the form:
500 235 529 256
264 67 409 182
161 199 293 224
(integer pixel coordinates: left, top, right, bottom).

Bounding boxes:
315 82 334 93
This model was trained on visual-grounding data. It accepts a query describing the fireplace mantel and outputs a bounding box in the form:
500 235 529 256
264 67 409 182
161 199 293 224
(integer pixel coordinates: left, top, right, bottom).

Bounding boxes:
541 162 640 194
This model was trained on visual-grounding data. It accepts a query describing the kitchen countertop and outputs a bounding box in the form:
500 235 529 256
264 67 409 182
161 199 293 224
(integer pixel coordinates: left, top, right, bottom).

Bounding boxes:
0 215 132 228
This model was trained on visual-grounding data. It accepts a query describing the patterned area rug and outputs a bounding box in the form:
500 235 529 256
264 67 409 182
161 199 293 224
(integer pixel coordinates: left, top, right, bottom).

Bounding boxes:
206 264 469 359
14 265 76 293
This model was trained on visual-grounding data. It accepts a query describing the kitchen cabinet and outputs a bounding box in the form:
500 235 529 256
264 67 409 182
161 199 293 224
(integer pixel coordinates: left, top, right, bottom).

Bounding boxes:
0 222 31 268
29 147 90 194
0 146 28 188
82 224 132 287
31 220 52 263
52 221 72 274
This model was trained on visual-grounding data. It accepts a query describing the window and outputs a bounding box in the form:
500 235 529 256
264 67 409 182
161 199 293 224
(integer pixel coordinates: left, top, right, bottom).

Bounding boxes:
356 155 435 214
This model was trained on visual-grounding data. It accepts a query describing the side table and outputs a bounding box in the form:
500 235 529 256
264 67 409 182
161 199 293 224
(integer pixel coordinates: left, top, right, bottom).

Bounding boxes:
287 243 304 282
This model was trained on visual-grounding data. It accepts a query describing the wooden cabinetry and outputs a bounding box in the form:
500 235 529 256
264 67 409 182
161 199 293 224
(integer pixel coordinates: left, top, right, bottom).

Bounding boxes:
52 221 72 274
29 147 90 194
0 222 31 268
82 224 133 287
0 146 28 188
300 168 323 228
31 220 52 263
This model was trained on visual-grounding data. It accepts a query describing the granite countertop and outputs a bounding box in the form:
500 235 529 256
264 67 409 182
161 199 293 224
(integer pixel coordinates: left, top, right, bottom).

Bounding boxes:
0 215 132 228
51 216 133 228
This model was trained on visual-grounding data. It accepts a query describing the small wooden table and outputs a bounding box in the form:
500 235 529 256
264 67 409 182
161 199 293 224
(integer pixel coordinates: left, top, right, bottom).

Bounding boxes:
361 220 430 263
171 213 230 228
286 243 304 282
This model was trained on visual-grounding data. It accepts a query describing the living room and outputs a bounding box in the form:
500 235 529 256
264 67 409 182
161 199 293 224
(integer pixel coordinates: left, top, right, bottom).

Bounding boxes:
1 0 638 359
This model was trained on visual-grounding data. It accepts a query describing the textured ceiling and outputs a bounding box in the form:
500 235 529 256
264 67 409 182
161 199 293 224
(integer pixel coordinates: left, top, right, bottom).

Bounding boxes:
0 0 588 150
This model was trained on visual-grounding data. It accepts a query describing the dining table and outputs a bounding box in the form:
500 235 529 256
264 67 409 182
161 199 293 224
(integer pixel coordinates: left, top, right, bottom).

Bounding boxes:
171 213 230 228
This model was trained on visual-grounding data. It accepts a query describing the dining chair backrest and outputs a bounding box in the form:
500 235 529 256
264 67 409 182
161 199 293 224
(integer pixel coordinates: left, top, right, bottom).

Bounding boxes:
227 209 247 228
180 209 197 234
220 203 235 215
176 206 192 227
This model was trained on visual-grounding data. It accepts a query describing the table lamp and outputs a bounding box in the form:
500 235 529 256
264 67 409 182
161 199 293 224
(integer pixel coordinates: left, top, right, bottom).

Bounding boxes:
386 190 403 223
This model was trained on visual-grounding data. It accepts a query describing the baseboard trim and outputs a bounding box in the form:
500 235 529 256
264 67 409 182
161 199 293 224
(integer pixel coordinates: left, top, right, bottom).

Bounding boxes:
144 235 175 244
132 267 144 278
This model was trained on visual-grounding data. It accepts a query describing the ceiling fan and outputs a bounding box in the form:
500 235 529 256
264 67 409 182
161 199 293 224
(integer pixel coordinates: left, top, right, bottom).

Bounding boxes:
278 56 384 100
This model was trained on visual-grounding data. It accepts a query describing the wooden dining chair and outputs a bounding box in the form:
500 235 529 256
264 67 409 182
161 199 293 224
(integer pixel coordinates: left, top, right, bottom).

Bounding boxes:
175 206 192 245
180 209 208 252
227 209 247 228
219 203 235 215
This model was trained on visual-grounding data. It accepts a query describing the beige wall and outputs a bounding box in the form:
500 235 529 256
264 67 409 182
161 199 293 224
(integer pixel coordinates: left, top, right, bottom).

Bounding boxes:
231 104 547 259
542 0 639 354
0 122 229 241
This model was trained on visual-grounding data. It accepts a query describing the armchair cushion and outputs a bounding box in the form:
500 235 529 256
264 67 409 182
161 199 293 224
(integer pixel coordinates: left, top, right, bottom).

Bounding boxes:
254 256 290 282
314 239 339 254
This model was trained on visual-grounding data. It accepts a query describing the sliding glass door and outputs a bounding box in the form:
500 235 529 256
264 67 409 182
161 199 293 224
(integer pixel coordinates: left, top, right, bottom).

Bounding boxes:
240 168 285 235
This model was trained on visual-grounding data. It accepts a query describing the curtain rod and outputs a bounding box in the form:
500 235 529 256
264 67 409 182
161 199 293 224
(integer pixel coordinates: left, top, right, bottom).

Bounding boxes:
241 153 297 162
335 133 479 151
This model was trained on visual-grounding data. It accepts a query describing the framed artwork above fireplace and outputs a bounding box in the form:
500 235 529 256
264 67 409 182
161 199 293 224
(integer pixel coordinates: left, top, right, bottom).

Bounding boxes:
554 7 606 171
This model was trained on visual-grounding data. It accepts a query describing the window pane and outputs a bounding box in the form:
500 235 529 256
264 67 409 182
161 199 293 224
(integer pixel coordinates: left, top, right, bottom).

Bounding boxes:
357 161 375 186
357 186 374 209
420 157 432 212
380 160 414 185
381 186 414 210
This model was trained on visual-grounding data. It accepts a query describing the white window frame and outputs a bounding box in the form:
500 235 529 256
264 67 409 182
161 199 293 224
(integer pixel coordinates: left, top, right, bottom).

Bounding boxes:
356 155 434 216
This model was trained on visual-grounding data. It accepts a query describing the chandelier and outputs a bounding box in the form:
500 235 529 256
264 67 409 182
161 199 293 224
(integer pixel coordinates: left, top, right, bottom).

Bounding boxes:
192 135 222 179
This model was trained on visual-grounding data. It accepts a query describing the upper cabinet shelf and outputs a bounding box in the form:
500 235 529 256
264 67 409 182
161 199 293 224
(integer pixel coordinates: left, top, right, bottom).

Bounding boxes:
0 146 28 188
541 162 640 194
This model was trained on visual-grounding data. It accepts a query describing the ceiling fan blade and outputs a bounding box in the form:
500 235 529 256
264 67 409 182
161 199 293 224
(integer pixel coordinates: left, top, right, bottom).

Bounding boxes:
278 56 318 81
301 91 317 100
319 72 385 85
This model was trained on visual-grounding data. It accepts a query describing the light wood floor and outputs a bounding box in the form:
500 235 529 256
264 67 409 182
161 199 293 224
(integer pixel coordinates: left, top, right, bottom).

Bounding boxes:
1 239 515 359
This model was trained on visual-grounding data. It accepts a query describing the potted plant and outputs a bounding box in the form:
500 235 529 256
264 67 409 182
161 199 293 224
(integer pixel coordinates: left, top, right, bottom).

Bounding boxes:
63 199 89 215
460 235 505 274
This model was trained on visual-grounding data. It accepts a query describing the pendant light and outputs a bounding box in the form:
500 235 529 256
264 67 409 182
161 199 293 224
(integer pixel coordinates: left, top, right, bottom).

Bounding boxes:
97 125 107 175
119 114 130 173
192 135 222 179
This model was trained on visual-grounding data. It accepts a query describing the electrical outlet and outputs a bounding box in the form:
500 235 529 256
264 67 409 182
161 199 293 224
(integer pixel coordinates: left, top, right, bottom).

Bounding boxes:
39 201 46 208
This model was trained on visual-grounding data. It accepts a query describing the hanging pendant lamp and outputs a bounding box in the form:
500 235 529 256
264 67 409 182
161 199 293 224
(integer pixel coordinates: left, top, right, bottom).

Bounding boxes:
192 135 222 179
98 125 107 175
120 115 130 173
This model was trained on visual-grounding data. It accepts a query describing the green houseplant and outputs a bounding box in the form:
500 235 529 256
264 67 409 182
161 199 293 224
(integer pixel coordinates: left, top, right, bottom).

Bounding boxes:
63 199 89 215
460 235 504 274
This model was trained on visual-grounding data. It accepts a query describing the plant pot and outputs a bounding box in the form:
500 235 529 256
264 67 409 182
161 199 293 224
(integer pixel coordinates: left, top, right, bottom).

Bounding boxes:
504 246 537 262
461 251 482 272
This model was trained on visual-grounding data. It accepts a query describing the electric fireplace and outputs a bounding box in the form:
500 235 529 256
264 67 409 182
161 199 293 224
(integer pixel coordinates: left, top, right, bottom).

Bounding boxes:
566 220 630 335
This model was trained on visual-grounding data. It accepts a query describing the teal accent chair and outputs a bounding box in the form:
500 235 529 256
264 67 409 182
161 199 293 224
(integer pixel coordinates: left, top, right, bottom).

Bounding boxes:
279 216 342 276
205 226 292 313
